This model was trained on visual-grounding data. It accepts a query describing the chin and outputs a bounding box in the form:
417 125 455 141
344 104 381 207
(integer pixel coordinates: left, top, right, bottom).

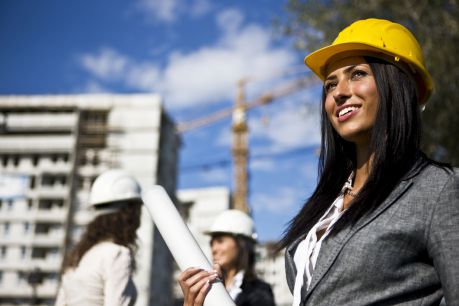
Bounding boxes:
338 129 372 143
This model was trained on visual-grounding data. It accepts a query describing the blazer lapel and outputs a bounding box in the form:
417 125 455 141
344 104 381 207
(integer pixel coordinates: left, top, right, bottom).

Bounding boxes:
304 178 414 300
285 234 306 292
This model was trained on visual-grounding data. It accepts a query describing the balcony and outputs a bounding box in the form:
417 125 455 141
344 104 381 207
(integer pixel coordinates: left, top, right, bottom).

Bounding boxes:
6 113 77 132
0 135 75 154
34 186 69 199
34 209 67 223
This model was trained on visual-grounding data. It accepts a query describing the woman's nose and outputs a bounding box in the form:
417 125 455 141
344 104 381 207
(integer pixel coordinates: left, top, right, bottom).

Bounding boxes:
333 80 351 104
211 245 218 256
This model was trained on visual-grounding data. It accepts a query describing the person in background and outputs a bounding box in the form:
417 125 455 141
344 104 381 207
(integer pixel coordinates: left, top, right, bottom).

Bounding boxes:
277 18 459 305
55 169 142 306
178 209 275 306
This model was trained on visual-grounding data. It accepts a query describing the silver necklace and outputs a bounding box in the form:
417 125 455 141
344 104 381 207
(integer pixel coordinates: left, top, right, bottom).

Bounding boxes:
346 189 358 197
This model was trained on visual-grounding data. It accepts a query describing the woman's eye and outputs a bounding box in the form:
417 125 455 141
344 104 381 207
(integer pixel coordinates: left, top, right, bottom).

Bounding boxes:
324 82 336 93
351 70 367 79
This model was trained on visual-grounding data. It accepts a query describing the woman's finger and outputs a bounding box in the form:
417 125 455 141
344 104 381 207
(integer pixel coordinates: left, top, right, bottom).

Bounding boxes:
193 279 211 306
212 264 223 279
212 263 224 284
180 269 218 306
188 273 217 306
178 267 204 289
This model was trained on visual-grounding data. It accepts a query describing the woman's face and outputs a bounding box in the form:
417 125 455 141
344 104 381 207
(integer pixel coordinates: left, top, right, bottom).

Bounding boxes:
324 56 379 144
210 234 239 271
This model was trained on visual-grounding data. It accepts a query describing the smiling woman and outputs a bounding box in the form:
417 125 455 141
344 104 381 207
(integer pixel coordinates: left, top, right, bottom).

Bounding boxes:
277 18 459 306
323 56 379 146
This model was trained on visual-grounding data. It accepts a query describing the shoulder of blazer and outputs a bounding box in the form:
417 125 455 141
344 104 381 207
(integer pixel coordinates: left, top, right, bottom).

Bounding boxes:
236 278 275 306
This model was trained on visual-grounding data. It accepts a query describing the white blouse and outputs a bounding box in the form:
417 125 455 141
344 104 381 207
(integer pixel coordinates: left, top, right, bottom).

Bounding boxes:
292 173 354 306
227 270 244 301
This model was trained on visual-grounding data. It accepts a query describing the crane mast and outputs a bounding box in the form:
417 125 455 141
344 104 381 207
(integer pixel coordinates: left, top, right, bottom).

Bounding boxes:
232 80 249 213
176 73 318 213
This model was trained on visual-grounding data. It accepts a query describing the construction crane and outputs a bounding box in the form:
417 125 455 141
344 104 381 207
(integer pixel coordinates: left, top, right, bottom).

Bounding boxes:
177 73 318 213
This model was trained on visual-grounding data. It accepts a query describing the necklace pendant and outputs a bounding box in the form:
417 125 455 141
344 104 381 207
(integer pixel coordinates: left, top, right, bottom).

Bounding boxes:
346 189 358 197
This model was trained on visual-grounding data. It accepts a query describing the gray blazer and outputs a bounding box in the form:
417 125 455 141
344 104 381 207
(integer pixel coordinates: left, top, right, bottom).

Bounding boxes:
285 162 459 305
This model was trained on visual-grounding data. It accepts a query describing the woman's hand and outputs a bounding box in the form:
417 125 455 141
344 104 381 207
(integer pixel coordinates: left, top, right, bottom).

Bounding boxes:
178 266 221 306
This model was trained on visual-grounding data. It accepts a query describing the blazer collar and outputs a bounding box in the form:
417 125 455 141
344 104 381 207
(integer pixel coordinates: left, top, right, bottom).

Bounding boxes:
304 177 415 300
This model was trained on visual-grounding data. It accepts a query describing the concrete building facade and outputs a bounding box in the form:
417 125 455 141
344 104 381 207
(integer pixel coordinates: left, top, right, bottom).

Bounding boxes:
0 94 180 306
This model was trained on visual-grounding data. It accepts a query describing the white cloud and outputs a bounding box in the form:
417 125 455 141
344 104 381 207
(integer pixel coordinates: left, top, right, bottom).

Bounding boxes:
79 48 130 80
198 167 230 183
126 63 161 90
215 125 232 147
190 0 212 17
250 98 321 153
250 158 276 171
135 0 212 23
137 0 178 23
78 8 297 110
216 8 244 35
80 80 110 93
252 186 299 213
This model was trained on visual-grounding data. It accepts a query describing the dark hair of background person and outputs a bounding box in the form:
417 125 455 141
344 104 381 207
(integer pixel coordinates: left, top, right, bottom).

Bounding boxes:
211 234 257 281
62 200 142 271
278 56 451 250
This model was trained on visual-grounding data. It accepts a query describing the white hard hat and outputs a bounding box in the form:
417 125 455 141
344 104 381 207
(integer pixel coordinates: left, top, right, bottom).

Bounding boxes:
205 209 257 241
89 169 142 211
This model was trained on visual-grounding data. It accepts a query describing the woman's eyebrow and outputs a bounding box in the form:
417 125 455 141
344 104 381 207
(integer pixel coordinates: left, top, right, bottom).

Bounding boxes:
343 64 358 75
325 64 360 82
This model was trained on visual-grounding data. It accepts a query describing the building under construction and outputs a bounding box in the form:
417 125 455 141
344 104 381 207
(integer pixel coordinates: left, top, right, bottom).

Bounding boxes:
0 94 180 306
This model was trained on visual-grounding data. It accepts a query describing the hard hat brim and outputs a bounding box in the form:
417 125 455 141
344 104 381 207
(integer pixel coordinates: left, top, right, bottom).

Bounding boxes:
204 230 257 241
304 42 433 104
90 195 142 207
88 197 142 218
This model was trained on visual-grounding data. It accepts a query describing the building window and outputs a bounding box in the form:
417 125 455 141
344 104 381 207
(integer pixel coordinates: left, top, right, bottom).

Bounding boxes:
28 199 33 210
0 246 6 259
29 176 36 189
32 155 39 166
38 199 53 210
13 156 20 167
1 155 8 167
7 199 13 211
3 222 10 235
32 247 49 259
35 223 50 234
51 154 58 163
24 222 30 234
21 246 27 259
17 271 26 285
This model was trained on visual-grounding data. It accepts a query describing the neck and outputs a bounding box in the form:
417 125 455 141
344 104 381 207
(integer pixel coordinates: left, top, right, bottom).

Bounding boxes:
354 143 373 192
224 267 239 288
343 143 373 209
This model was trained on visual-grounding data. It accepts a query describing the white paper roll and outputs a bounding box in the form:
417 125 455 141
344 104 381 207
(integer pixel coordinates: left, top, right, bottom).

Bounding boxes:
142 185 236 306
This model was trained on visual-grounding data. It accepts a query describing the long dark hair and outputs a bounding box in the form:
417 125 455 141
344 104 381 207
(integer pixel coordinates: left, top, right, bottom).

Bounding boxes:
234 235 257 281
278 56 429 249
62 200 142 271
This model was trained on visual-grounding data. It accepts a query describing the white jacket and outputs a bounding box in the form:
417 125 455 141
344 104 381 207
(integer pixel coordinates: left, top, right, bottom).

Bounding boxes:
55 241 137 306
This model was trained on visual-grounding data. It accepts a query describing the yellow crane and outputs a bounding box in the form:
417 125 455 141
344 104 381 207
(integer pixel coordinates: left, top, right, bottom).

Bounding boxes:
177 73 318 213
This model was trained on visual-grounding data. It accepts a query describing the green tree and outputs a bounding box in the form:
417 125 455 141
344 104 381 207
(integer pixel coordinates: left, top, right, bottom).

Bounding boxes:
280 0 459 166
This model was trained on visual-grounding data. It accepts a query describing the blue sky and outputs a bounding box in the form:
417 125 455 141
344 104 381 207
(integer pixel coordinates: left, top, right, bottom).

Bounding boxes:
0 0 323 242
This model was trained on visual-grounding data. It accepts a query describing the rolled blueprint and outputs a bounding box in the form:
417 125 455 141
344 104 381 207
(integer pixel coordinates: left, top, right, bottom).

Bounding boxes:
142 185 236 306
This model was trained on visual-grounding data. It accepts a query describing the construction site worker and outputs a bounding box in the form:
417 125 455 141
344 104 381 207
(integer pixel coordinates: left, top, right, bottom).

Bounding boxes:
178 209 275 306
55 169 142 306
275 18 459 305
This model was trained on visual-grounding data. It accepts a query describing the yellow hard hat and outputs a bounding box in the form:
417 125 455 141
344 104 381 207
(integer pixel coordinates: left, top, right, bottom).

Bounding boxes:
305 18 433 105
